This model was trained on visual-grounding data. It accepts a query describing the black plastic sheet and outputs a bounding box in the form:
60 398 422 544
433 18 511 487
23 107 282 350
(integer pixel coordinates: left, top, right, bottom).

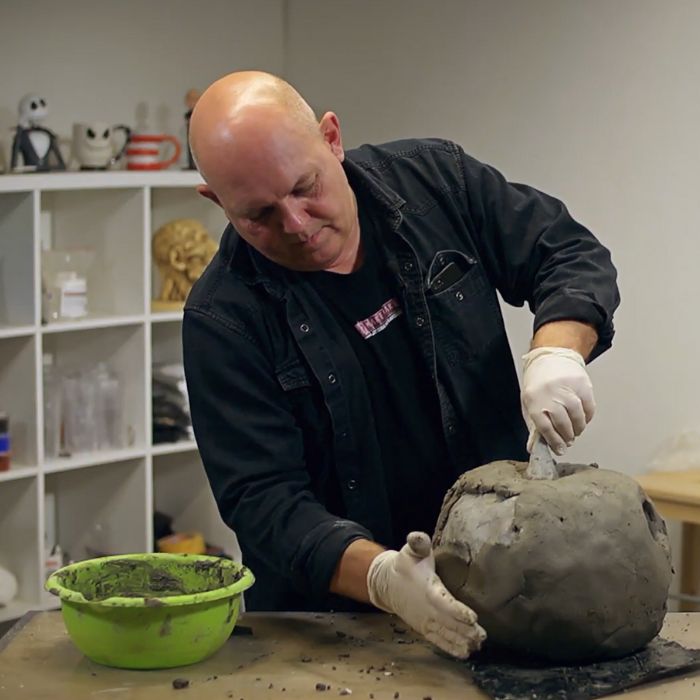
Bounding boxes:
465 637 700 700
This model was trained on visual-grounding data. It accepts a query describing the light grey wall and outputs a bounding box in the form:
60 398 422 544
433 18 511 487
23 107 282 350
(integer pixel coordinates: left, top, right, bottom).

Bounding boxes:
0 0 285 168
286 0 700 477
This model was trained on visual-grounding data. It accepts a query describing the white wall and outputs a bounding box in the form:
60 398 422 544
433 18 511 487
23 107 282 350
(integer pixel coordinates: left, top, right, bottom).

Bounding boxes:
0 0 285 168
286 0 700 477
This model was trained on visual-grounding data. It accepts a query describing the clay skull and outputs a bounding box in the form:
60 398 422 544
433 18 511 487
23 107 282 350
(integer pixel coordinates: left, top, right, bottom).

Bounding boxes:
433 460 673 662
152 218 218 303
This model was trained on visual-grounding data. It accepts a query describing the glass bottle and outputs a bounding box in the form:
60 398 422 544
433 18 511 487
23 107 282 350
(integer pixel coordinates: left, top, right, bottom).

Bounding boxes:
94 363 123 450
43 353 61 460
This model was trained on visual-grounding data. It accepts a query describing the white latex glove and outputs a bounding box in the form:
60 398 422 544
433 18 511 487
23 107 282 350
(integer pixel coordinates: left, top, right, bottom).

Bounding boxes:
366 531 486 659
521 346 595 455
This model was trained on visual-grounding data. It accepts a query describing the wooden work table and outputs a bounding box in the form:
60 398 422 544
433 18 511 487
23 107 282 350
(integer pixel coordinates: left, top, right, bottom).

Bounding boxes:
636 469 700 611
0 612 699 699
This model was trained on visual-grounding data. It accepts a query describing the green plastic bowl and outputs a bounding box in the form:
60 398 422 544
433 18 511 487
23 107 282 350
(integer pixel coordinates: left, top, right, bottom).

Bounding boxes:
45 552 254 669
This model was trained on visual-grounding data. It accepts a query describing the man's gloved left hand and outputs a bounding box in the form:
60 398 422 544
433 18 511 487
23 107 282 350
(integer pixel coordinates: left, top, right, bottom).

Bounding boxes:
521 346 595 455
367 532 486 659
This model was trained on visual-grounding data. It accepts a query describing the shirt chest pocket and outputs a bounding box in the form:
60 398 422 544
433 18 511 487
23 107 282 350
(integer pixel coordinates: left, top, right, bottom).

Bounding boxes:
276 361 313 392
275 357 338 494
425 251 505 364
275 359 333 448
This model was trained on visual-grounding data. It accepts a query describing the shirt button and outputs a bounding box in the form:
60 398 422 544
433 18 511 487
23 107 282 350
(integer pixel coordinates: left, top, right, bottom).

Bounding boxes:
402 261 414 273
327 373 337 384
340 432 348 439
415 316 425 327
455 291 464 301
447 423 456 434
346 479 359 491
299 322 310 333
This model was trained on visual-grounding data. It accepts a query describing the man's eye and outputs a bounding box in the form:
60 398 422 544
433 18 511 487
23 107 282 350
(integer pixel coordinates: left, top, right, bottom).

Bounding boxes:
249 207 272 222
295 178 317 196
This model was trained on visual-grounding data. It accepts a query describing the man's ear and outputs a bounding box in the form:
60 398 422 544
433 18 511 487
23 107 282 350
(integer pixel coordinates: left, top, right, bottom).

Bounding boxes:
319 112 345 162
197 184 222 208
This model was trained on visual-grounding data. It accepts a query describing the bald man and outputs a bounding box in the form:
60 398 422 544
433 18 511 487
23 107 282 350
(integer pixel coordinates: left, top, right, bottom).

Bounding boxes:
183 71 620 658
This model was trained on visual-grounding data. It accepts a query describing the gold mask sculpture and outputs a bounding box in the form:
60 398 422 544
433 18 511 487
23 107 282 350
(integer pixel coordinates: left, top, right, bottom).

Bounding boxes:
152 219 218 309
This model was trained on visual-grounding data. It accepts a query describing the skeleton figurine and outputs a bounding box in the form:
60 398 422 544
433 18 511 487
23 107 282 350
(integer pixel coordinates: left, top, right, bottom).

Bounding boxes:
152 219 218 307
11 94 66 171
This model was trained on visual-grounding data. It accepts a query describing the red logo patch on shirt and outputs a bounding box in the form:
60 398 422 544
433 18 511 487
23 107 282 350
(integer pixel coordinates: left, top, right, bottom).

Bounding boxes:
354 298 403 339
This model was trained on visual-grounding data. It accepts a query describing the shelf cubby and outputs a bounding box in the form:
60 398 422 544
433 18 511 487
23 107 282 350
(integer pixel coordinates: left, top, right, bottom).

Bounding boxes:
0 191 36 330
44 458 149 566
0 334 38 469
153 451 239 560
40 188 146 320
149 186 226 303
42 323 147 454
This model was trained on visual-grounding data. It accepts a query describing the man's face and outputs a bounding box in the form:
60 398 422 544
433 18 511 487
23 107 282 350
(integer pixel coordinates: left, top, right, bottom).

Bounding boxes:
206 113 359 273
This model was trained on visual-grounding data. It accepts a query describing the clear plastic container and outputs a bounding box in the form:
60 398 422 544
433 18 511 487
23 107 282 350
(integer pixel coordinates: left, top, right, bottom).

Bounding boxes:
43 353 61 460
42 248 95 323
61 370 98 455
59 363 123 455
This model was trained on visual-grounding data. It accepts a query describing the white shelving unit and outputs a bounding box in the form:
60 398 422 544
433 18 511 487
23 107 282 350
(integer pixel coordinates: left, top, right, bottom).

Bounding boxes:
0 171 239 623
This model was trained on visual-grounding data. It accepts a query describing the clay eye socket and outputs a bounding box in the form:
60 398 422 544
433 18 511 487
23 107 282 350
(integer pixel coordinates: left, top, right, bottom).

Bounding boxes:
103 129 110 139
87 128 96 139
39 99 46 107
31 101 38 110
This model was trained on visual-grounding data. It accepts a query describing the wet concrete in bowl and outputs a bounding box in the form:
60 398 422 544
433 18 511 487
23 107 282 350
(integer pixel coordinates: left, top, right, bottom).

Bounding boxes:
54 557 245 602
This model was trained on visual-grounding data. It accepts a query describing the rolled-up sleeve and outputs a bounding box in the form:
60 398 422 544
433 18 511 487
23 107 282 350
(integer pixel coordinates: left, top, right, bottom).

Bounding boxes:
182 307 372 599
457 146 620 360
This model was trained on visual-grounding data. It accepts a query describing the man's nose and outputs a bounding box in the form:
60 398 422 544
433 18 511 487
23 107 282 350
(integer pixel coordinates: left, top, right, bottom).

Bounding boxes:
280 199 309 234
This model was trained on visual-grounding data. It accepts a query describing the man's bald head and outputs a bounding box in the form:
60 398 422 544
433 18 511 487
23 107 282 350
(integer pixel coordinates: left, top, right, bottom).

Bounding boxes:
189 71 359 274
189 71 320 183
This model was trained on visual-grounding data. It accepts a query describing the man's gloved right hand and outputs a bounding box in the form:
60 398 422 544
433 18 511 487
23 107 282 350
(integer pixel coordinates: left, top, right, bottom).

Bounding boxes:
366 531 486 658
521 346 595 455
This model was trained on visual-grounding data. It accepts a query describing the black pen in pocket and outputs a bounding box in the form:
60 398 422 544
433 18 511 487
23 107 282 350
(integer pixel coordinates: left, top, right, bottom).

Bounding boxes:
427 261 463 293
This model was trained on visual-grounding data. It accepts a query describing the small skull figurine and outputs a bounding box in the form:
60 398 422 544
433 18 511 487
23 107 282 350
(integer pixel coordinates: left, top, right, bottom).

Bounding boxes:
153 219 218 304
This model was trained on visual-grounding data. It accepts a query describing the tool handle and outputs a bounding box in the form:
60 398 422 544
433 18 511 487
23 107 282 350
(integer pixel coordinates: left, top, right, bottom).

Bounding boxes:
525 433 558 480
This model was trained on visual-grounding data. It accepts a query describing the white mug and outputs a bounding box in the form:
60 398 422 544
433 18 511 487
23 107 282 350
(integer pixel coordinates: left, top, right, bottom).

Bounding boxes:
72 122 131 170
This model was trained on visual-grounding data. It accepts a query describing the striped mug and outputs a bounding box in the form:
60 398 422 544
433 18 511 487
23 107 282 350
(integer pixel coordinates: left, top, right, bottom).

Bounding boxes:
126 134 181 170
